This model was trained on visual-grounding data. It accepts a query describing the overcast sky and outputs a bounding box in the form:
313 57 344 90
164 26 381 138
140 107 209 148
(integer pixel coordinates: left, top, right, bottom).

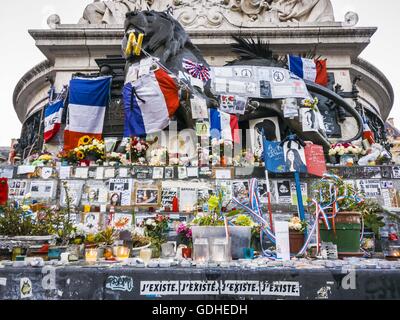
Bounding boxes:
0 0 399 146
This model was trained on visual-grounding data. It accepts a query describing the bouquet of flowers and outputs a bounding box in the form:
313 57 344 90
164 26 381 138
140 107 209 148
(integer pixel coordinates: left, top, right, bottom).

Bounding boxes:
288 216 307 233
148 146 168 166
142 214 170 243
126 137 150 164
301 97 319 111
328 143 365 157
59 136 105 164
176 222 192 247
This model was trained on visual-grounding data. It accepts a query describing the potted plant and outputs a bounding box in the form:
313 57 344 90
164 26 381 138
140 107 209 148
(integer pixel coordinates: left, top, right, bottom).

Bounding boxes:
309 176 364 254
288 216 307 255
176 222 193 258
97 227 119 260
131 231 152 257
191 194 253 260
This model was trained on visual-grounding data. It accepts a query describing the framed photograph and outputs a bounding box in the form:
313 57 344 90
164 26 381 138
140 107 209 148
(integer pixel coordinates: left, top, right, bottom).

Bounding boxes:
165 167 174 179
152 167 164 179
82 181 108 205
108 179 132 206
196 122 210 137
249 117 281 158
134 183 161 207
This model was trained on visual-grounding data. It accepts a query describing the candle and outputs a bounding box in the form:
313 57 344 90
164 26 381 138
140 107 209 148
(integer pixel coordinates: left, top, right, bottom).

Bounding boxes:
85 248 98 263
114 246 130 261
139 248 152 265
193 238 209 263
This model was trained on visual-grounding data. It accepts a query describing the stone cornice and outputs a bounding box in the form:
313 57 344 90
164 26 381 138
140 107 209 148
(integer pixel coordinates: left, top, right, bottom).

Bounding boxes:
28 25 377 62
13 60 53 122
351 57 394 120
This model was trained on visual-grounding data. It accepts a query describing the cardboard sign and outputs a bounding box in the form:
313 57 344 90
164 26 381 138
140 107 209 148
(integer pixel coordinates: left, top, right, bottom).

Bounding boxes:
263 140 286 173
305 144 327 177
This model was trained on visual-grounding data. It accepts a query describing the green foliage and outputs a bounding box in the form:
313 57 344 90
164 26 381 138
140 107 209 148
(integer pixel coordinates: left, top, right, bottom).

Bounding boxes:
358 199 386 238
233 214 254 227
309 177 362 212
97 227 119 246
192 215 225 227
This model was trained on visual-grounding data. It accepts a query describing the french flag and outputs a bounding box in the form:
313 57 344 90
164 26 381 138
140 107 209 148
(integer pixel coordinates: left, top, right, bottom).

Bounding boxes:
44 99 64 143
288 55 328 86
123 68 180 137
209 108 240 143
64 76 112 150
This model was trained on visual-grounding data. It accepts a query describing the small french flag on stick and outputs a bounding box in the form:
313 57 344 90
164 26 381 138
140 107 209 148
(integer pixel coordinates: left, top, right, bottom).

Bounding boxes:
288 55 328 87
209 108 240 143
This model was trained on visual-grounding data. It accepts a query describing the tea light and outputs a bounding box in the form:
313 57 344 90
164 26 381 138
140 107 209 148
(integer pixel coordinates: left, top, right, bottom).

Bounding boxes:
210 238 230 263
85 248 98 263
193 238 210 263
139 248 152 265
114 246 130 261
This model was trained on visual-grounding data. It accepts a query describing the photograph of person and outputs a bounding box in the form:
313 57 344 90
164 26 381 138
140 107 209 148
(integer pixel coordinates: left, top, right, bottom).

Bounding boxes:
284 148 307 173
135 189 159 205
109 192 121 206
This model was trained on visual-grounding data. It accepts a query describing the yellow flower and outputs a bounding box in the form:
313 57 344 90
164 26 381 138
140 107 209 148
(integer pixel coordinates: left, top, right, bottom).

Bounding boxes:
38 154 52 161
78 135 92 146
22 205 31 212
76 151 85 160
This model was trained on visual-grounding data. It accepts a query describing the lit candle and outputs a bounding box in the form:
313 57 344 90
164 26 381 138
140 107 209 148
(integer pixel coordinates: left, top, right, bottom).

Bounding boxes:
115 246 130 261
85 248 98 263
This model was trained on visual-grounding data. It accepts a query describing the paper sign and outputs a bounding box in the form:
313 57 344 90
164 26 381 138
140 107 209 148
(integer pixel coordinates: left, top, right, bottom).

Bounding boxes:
275 180 292 204
187 167 199 178
275 221 291 261
191 97 208 119
96 167 105 180
0 278 6 286
104 168 116 178
20 278 33 299
305 144 327 177
290 182 308 206
392 166 400 179
118 168 129 178
0 167 14 179
59 166 71 179
215 169 232 180
17 166 35 175
74 167 89 179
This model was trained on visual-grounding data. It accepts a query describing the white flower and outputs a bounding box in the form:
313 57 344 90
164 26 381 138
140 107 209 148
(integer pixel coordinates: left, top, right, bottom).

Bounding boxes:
328 149 336 156
338 150 345 156
146 219 155 226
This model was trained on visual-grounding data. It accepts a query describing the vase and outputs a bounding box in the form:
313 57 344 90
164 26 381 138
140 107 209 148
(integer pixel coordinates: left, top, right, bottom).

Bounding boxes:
289 231 305 255
150 243 161 258
319 212 361 253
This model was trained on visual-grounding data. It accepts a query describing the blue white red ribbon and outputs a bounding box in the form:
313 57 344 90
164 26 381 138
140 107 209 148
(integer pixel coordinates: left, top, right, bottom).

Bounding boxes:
232 175 365 257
